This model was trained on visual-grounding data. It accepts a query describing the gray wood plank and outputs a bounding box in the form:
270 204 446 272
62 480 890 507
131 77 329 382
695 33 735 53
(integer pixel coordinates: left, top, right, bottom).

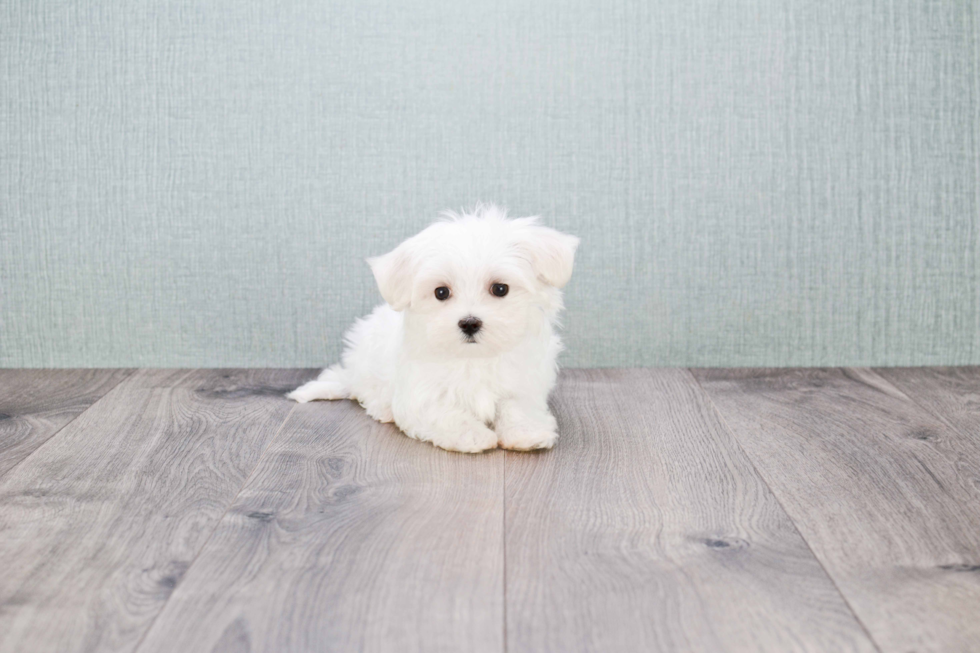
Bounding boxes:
874 366 980 439
505 368 875 653
0 368 313 653
693 367 980 653
0 369 134 477
135 396 505 653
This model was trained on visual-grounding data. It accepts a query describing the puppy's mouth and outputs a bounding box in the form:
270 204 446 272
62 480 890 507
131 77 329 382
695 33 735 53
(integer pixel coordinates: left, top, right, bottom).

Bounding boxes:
464 335 478 344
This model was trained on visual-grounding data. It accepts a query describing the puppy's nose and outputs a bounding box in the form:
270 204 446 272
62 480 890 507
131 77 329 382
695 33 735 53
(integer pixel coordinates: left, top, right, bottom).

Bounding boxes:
458 316 483 337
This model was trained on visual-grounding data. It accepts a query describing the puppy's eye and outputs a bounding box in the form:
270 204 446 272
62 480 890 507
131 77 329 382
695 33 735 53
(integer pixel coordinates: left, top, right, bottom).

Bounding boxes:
490 283 509 297
434 286 451 301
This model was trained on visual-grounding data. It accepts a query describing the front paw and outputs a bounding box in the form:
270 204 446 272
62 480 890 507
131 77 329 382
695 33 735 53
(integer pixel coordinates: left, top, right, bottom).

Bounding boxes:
498 426 557 451
285 384 318 403
432 425 498 454
286 379 346 403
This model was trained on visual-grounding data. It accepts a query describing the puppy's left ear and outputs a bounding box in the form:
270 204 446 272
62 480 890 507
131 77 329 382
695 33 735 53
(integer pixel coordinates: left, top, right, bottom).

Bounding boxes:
518 224 580 288
367 239 416 311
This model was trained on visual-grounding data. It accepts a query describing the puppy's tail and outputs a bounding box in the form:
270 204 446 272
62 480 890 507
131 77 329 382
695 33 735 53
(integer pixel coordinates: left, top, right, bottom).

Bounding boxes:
286 365 351 403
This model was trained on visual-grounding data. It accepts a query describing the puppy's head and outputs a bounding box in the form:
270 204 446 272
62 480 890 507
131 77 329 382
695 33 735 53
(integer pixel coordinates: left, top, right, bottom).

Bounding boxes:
367 205 579 358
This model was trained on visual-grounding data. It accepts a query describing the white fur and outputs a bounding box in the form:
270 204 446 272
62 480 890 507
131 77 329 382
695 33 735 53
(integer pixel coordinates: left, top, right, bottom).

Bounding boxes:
287 205 579 453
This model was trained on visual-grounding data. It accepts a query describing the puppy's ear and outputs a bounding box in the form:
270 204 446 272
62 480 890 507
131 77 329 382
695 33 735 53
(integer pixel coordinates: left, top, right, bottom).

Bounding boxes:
516 223 580 288
367 240 416 311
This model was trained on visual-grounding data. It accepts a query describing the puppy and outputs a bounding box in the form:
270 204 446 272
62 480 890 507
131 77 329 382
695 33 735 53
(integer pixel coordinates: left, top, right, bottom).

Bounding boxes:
287 205 579 453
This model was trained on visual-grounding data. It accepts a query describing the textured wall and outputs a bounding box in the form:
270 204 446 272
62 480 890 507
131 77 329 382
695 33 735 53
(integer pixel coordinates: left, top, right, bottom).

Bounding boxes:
1 0 978 368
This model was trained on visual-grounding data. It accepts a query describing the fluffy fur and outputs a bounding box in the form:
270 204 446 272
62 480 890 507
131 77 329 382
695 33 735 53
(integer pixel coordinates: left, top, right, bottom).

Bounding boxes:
287 205 579 453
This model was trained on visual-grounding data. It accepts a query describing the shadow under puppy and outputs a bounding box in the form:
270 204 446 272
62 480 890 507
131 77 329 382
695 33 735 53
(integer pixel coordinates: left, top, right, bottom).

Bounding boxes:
288 205 579 453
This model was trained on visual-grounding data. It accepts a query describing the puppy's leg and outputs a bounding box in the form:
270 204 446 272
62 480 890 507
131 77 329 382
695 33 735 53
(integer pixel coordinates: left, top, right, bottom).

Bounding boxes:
496 398 558 451
395 406 498 453
427 413 499 453
358 395 394 423
286 365 349 403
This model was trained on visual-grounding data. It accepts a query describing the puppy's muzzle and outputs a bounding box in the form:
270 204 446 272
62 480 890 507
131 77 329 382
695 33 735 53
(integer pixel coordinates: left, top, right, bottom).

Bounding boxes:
458 316 483 339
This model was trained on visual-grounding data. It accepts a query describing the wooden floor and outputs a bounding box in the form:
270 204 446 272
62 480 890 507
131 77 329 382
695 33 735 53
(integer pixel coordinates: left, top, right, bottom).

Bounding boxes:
1 368 978 653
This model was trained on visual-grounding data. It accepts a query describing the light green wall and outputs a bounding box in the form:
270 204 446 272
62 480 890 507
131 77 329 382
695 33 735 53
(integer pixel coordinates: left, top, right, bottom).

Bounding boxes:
2 0 978 368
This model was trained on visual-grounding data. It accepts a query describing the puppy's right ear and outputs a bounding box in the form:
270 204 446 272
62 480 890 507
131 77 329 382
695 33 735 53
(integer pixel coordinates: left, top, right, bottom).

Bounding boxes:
367 241 415 311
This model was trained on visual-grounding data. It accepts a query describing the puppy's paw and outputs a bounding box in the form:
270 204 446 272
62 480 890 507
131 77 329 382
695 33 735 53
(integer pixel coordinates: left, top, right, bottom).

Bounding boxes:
286 380 347 403
363 401 394 423
433 426 498 454
498 426 558 451
285 387 314 403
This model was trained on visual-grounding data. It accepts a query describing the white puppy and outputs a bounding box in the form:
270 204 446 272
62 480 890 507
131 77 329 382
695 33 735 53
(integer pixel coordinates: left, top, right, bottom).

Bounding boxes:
287 205 579 453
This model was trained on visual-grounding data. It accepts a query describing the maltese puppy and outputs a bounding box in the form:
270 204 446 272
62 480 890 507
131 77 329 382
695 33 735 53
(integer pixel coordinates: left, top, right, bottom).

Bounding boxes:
287 205 579 453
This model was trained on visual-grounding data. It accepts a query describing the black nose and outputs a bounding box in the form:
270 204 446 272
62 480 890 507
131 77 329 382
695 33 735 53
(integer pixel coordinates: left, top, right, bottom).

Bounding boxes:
458 316 483 337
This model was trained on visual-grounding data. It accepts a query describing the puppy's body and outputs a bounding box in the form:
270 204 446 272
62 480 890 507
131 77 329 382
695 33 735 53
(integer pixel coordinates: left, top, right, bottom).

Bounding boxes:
288 206 578 453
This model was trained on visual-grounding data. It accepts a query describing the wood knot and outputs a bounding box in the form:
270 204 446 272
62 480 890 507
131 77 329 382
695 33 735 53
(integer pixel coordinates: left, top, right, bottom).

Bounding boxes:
325 457 346 474
703 537 749 550
909 428 938 441
331 485 361 501
939 563 980 573
157 561 189 592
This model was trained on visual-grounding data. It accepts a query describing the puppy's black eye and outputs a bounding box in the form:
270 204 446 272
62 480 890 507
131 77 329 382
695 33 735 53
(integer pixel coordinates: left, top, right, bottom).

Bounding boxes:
434 286 451 301
491 283 509 297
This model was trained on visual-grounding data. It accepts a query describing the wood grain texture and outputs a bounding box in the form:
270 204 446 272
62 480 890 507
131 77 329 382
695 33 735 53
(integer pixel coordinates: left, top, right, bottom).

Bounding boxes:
0 369 134 477
135 397 505 653
874 367 980 439
0 368 312 653
693 367 980 653
504 368 875 653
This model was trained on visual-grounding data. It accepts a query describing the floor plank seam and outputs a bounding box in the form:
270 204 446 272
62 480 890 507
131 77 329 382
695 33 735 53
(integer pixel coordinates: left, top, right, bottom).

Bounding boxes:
0 368 137 483
129 399 301 653
502 450 508 653
865 367 975 441
684 368 885 653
